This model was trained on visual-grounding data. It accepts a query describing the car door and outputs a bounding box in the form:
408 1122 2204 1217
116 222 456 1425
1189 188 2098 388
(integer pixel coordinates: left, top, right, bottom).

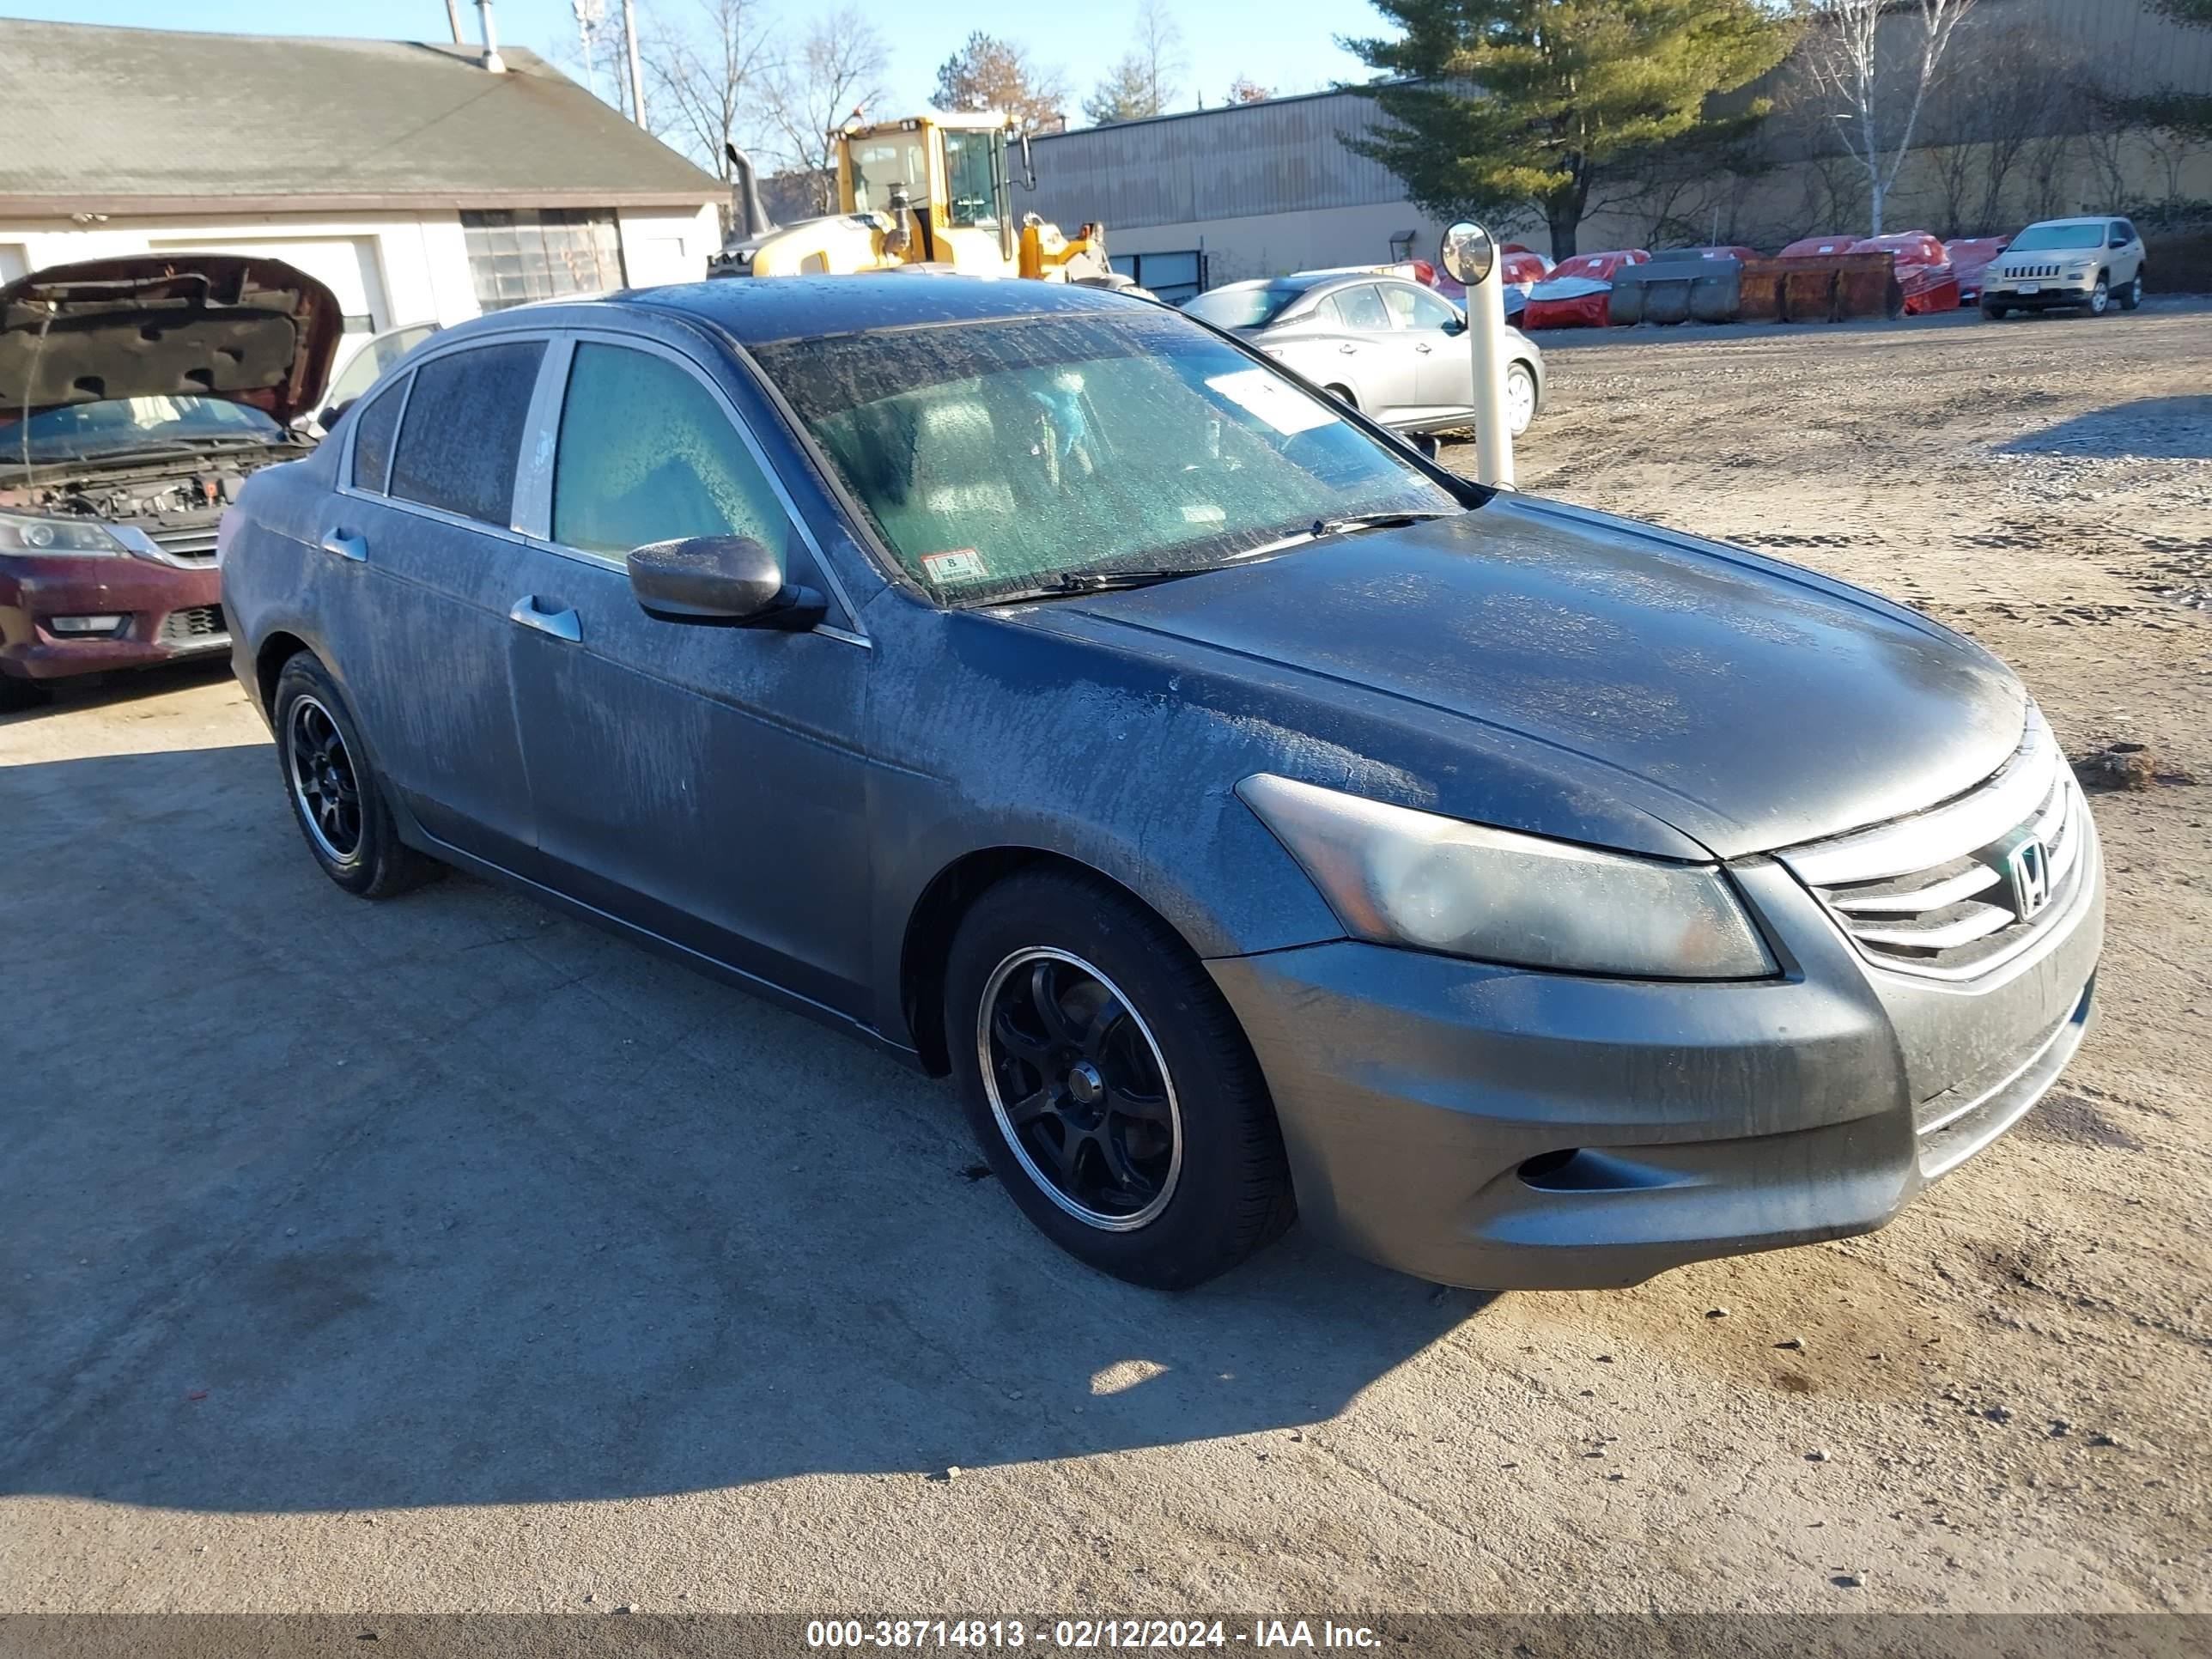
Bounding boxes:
2112 220 2144 285
315 336 548 867
1324 283 1419 422
501 332 876 1018
1382 281 1474 419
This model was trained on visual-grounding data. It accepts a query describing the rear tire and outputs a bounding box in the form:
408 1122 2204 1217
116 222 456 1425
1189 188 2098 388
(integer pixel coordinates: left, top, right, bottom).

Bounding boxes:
271 653 438 899
1505 361 1538 437
944 869 1294 1290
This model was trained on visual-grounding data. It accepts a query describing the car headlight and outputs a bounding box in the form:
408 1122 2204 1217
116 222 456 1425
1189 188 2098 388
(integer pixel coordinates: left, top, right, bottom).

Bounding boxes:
1238 773 1776 979
0 507 130 555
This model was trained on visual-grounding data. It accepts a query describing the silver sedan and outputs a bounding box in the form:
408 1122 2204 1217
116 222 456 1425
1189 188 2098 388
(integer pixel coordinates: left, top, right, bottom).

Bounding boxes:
1183 271 1546 441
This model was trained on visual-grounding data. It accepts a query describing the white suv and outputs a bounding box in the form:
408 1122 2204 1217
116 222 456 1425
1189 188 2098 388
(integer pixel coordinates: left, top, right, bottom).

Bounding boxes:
1981 217 2147 319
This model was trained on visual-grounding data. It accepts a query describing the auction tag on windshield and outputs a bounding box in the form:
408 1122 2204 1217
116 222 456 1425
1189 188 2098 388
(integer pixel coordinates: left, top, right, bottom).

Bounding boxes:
1206 368 1339 435
922 549 987 582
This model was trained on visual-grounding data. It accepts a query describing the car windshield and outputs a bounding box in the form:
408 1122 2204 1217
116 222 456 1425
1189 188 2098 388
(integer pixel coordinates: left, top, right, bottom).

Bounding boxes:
2008 223 2103 252
0 394 285 464
752 308 1462 605
1180 283 1313 331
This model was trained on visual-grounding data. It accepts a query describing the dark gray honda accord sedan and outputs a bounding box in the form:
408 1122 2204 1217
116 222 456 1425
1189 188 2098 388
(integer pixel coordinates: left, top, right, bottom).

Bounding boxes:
221 276 2101 1291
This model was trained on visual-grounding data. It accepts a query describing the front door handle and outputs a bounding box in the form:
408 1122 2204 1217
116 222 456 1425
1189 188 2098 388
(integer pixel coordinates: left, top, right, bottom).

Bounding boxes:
1413 341 1433 355
508 596 581 642
1337 343 1359 354
319 529 368 562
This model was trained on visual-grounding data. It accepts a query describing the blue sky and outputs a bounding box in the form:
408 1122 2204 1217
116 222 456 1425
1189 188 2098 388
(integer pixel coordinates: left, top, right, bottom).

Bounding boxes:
15 2 1379 128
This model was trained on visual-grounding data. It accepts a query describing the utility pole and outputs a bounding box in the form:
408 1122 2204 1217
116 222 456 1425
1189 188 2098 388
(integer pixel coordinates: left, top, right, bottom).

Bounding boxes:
622 0 647 127
444 1 463 44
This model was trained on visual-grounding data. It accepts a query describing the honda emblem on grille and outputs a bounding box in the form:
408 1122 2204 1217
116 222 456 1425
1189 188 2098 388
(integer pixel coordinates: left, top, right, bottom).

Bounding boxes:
2003 836 2051 921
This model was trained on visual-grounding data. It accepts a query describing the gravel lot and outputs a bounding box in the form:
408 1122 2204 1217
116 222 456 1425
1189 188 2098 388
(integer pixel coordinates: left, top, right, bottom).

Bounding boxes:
3 303 2206 1617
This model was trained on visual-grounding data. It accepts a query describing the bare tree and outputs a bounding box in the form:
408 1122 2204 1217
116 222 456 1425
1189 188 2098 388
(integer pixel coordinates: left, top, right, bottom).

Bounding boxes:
763 7 890 212
1803 0 1977 235
1918 26 2077 236
640 0 777 184
1084 5 1185 126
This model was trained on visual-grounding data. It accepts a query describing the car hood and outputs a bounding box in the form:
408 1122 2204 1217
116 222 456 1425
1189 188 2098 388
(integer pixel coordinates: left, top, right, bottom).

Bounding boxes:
1002 495 2027 860
0 254 343 426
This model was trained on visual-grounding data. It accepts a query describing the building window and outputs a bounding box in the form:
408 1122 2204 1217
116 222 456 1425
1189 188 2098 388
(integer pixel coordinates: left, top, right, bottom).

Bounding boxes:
1109 249 1203 304
460 209 626 312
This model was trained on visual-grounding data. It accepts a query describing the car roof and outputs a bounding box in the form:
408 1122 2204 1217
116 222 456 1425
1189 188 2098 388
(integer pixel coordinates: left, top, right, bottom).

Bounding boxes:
2024 216 2122 228
607 274 1148 346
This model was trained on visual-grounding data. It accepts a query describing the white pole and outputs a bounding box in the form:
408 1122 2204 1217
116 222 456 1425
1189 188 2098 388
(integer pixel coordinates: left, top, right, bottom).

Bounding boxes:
623 0 647 126
1468 254 1513 489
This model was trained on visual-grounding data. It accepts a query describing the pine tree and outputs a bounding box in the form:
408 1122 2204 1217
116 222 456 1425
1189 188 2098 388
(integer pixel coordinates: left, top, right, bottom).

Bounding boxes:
1341 0 1796 258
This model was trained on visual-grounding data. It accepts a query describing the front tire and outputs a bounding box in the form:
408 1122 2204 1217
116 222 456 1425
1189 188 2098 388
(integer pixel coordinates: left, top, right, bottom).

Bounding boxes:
2087 276 2110 316
2119 271 2143 311
0 674 51 713
945 870 1294 1290
1982 301 2008 321
272 653 437 899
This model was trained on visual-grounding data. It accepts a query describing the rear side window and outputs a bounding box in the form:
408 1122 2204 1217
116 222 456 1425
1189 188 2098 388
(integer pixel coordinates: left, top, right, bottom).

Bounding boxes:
349 374 406 494
1330 284 1392 331
551 343 792 558
388 340 546 526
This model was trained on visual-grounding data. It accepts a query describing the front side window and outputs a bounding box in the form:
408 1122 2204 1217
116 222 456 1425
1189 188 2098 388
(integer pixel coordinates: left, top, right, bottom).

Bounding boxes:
388 340 546 526
1383 284 1462 331
460 210 626 312
752 309 1459 606
327 325 437 410
349 374 407 493
850 138 928 215
551 343 791 559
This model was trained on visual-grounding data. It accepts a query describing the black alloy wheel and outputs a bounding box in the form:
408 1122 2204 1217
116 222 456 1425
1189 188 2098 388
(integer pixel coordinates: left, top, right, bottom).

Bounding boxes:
978 947 1182 1230
287 695 363 863
271 652 438 898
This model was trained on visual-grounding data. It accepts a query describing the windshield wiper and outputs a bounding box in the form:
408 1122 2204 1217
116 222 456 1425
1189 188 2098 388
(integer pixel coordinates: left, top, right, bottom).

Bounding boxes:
1308 509 1455 538
980 567 1216 605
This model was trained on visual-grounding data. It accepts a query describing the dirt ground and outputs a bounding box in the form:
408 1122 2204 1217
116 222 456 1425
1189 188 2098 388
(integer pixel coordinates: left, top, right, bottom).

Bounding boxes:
2 303 2206 1618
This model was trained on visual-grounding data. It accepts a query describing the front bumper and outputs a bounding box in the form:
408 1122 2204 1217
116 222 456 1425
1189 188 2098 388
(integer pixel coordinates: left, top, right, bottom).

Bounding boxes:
1984 279 2100 310
1209 827 2103 1291
0 552 226 683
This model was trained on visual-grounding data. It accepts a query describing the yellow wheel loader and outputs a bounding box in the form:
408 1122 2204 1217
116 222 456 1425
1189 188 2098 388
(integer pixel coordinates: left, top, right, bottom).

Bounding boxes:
708 114 1129 289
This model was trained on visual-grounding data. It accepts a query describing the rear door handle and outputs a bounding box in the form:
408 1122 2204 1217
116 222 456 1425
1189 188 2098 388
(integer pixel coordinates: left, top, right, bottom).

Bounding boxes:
319 529 368 562
509 596 581 642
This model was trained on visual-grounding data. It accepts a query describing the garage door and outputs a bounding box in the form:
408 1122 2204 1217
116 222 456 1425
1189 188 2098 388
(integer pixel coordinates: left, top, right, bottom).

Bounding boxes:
146 235 390 340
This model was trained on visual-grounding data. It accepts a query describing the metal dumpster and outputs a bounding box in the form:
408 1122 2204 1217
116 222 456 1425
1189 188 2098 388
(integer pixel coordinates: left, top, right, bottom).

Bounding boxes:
1608 253 1745 325
1747 252 1902 322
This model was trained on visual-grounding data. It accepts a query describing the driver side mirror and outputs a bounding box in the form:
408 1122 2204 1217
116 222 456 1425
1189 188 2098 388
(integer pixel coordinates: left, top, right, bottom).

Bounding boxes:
628 535 826 629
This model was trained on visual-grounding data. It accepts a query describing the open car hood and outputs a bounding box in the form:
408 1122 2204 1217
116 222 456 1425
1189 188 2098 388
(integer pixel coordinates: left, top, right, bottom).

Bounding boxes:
0 254 343 427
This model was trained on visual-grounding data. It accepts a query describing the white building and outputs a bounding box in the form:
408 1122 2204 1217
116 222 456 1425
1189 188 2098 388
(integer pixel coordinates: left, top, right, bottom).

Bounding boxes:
0 19 725 365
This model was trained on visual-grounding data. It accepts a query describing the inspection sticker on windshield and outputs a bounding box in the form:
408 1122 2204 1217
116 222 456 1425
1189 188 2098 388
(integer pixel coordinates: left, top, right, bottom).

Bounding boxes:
922 549 988 582
1206 368 1340 435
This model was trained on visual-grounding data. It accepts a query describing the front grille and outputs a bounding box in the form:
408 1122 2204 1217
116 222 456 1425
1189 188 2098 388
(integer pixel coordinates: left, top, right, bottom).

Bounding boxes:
158 605 228 645
1778 711 2091 981
2002 264 2066 281
148 525 222 565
